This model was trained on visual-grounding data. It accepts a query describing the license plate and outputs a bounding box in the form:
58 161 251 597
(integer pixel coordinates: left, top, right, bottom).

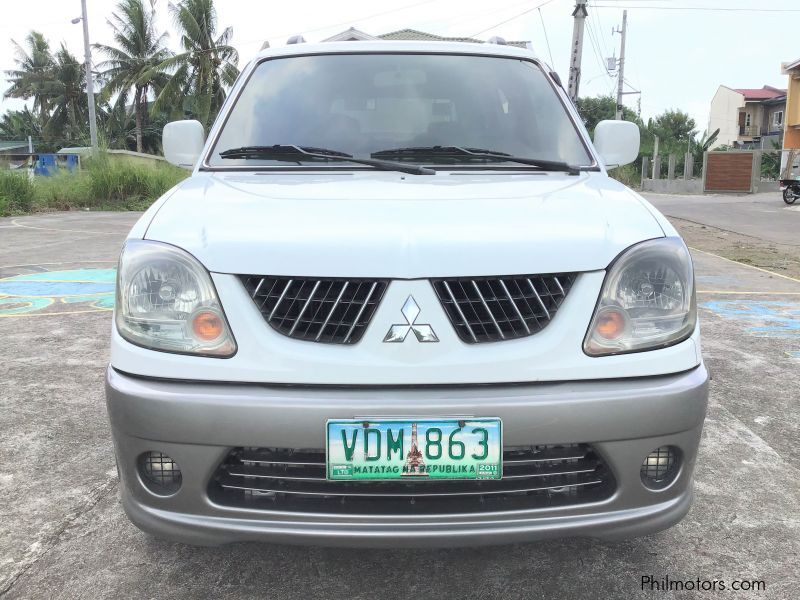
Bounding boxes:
326 418 502 481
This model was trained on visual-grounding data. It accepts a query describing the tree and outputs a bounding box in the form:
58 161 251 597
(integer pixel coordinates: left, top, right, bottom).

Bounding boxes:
154 0 239 127
4 34 90 148
45 45 90 145
98 99 170 153
664 128 718 179
695 128 720 152
0 107 43 144
760 139 783 180
96 0 172 153
648 109 697 145
99 101 137 149
576 95 641 133
690 128 719 163
3 31 55 126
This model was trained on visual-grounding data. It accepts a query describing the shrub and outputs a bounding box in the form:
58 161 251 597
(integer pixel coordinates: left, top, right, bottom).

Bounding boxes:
32 171 94 211
3 151 189 214
84 154 187 210
0 170 35 215
608 164 640 189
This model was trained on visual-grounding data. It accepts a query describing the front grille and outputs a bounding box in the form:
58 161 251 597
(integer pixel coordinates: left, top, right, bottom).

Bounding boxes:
240 276 388 344
209 444 615 515
431 274 578 343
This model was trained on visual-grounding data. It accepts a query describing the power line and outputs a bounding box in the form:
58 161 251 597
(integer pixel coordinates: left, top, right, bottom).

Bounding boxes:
409 0 546 33
585 20 614 94
585 20 606 71
537 8 555 66
592 5 800 12
589 1 611 59
471 0 560 37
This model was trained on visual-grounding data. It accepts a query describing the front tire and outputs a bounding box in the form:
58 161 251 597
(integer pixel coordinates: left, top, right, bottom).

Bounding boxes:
784 185 799 205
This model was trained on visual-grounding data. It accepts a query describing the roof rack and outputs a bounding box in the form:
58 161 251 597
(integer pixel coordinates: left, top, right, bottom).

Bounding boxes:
286 35 306 45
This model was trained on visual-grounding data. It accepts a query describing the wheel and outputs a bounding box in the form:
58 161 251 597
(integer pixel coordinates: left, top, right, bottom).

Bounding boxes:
784 184 799 205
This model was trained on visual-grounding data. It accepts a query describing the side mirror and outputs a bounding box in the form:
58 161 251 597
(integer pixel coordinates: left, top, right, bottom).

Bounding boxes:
163 120 205 169
593 120 640 168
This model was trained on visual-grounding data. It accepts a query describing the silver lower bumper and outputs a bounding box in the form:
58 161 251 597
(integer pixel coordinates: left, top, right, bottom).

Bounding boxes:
106 364 708 547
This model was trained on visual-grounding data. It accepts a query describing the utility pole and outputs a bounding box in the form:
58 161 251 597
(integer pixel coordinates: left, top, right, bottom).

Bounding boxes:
78 0 98 152
567 0 588 103
614 10 628 120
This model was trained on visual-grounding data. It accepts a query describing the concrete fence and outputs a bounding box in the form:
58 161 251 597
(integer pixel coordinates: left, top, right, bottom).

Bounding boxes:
641 152 703 194
641 150 779 194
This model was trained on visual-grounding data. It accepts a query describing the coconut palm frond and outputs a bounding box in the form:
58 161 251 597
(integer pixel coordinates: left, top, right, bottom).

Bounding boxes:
157 0 238 127
95 0 172 152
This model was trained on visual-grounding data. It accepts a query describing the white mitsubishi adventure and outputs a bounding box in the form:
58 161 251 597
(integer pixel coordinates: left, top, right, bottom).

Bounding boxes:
106 40 708 547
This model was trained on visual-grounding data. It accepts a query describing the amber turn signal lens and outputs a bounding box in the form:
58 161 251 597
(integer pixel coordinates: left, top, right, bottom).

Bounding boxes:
192 310 224 341
595 308 626 340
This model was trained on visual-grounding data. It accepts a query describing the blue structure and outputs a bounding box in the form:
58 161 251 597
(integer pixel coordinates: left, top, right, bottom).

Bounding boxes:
34 154 57 176
33 153 80 176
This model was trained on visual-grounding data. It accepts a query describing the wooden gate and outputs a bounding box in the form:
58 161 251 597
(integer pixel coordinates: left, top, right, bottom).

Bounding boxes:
703 151 758 193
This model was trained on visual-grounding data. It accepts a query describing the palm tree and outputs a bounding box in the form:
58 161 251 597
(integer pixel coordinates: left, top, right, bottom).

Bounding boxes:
96 0 172 153
0 107 43 141
99 99 169 153
3 31 55 126
154 0 239 127
45 45 90 144
99 101 137 149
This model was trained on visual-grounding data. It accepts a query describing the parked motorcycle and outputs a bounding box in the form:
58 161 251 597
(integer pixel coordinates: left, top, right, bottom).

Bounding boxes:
781 179 799 204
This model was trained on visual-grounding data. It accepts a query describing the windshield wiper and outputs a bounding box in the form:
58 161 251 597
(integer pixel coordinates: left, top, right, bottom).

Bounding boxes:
218 145 434 175
371 146 584 175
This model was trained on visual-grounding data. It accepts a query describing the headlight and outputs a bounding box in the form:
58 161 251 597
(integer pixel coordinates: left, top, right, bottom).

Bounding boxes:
116 240 236 357
584 237 695 356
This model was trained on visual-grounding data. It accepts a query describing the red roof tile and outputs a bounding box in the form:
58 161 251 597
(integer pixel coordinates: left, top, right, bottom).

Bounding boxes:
733 85 786 100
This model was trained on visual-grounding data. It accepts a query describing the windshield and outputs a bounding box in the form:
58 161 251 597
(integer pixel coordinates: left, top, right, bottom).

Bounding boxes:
208 53 592 168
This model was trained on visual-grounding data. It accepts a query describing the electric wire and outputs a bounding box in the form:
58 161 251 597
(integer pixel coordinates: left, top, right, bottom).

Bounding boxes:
470 0 559 37
592 5 800 12
537 8 555 67
585 19 615 95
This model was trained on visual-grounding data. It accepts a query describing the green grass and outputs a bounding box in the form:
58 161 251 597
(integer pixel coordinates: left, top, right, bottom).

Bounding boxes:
0 153 188 216
0 171 35 215
31 171 94 211
608 164 640 189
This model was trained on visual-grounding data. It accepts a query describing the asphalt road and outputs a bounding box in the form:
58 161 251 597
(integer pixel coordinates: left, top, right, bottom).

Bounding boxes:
643 191 800 245
1 211 799 599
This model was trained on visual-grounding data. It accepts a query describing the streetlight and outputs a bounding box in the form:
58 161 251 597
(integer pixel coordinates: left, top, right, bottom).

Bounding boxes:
72 0 98 152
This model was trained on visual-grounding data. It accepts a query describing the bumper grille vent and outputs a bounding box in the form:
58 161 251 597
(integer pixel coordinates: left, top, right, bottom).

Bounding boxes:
209 444 615 515
240 276 388 344
432 274 578 343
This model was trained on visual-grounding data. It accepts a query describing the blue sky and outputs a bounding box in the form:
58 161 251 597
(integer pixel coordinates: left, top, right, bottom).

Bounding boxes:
1 0 798 137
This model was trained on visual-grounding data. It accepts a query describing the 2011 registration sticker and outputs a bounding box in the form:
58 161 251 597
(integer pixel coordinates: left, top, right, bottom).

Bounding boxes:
326 418 502 481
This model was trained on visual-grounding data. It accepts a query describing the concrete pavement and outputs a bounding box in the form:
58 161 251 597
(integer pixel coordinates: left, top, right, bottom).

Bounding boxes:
1 212 798 599
643 191 799 245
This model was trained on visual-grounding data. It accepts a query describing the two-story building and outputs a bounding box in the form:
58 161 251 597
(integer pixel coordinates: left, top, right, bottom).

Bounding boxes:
781 58 800 176
708 85 787 148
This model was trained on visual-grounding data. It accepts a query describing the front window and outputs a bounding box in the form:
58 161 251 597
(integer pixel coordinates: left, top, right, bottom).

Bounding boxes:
773 110 783 128
207 53 592 168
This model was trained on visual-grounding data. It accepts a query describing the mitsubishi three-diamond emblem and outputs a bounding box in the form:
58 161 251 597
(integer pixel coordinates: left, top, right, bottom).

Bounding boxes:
383 296 439 343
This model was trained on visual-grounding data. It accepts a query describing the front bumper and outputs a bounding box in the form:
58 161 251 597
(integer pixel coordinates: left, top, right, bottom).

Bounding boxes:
106 364 708 547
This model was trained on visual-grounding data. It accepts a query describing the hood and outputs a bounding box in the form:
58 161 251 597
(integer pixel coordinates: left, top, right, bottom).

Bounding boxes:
143 171 664 277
